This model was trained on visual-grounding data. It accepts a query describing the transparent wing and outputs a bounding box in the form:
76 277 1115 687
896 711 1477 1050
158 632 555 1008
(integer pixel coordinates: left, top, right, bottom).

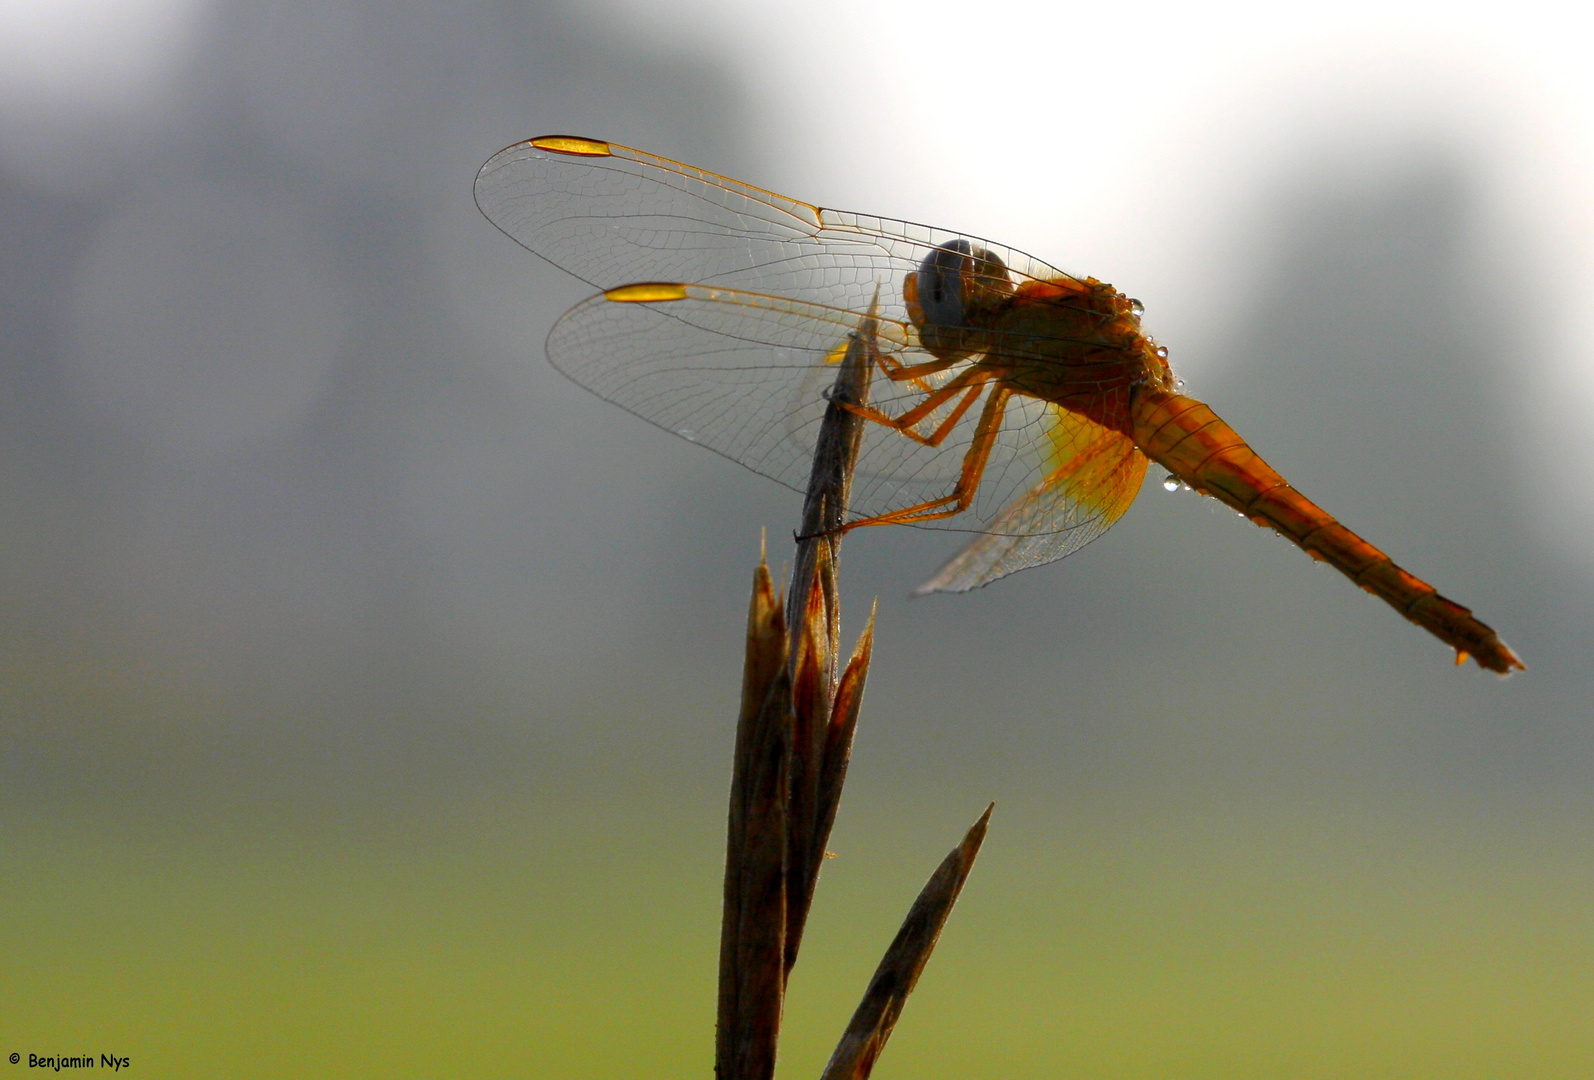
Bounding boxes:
547 283 1129 535
916 407 1149 591
475 136 1080 332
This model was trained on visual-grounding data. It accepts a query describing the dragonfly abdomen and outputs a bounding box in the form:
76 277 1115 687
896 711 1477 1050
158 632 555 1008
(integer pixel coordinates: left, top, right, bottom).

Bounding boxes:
1131 386 1523 673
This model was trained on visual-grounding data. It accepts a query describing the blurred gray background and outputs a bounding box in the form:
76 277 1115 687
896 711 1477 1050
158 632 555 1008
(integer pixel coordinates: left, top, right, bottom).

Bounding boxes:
4 0 1593 1075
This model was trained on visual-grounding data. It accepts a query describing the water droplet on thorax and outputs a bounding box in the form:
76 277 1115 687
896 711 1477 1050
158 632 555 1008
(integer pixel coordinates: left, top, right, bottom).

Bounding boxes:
1162 474 1185 492
1155 345 1169 360
1129 298 1145 317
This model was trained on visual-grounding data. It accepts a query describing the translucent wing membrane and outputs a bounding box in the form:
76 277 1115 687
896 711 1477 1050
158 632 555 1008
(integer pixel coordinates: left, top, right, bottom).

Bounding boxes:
475 137 1080 335
917 409 1148 592
492 136 1138 582
548 284 1139 572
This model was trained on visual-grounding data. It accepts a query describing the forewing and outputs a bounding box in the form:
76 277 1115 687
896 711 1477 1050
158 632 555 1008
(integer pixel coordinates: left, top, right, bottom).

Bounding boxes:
916 406 1149 592
492 138 1147 572
475 136 1075 325
546 284 1092 528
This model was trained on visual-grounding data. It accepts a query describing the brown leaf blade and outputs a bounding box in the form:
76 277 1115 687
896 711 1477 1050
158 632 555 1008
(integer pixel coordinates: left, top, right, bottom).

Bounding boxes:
717 558 792 1080
819 804 995 1080
812 604 875 883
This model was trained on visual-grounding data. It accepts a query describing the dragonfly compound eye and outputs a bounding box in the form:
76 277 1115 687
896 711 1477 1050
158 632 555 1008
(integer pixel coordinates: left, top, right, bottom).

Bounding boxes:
916 240 973 327
915 240 1013 328
912 240 1014 358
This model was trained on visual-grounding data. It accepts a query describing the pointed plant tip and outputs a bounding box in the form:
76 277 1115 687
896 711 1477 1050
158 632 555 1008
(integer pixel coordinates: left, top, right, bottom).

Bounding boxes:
811 533 835 581
963 803 994 850
806 563 829 614
847 606 876 669
792 623 825 710
750 559 779 618
800 557 832 659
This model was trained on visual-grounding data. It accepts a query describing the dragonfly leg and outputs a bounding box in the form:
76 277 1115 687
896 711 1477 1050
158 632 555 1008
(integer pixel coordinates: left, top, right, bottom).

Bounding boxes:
879 356 962 380
841 387 1012 531
840 367 991 447
910 378 988 447
876 354 964 396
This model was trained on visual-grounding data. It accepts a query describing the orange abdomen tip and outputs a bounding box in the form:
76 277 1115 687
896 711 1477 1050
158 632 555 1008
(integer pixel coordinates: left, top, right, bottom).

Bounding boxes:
1131 386 1524 675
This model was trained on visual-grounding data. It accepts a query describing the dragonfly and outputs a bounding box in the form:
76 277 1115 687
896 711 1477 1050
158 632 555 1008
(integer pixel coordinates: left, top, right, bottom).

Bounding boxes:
475 135 1523 674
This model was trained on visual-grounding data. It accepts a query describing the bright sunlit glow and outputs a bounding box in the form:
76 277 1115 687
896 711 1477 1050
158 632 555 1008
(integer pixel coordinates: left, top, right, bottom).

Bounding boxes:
0 0 207 106
0 0 210 190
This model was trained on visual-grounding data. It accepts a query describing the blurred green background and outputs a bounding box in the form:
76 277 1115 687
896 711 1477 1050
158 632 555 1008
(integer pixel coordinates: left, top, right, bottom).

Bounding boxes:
4 1 1593 1076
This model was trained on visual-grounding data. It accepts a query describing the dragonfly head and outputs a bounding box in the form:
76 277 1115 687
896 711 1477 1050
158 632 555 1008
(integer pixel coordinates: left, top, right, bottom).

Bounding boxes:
904 239 1014 358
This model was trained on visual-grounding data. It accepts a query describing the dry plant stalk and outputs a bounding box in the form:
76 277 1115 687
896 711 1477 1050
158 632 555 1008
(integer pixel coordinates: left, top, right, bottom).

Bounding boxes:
715 300 993 1080
820 805 994 1080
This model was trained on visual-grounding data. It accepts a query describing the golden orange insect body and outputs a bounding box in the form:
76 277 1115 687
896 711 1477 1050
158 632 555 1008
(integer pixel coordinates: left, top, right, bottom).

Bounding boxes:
898 254 1523 674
